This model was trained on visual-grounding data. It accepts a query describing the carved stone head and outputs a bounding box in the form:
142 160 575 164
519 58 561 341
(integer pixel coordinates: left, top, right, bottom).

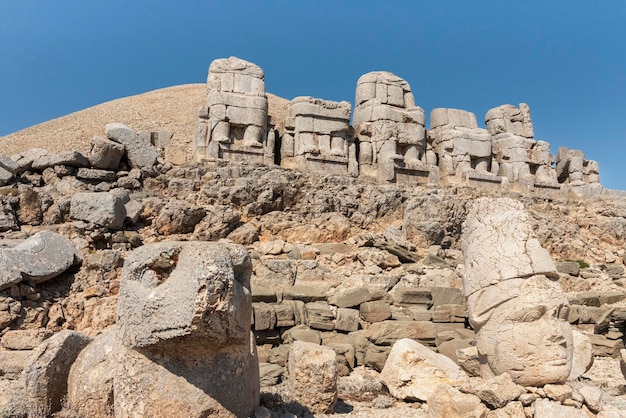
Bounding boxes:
462 198 573 386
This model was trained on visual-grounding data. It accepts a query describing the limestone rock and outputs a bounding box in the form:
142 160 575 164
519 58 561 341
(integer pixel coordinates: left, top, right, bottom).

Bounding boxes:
115 241 259 418
380 338 469 402
288 341 338 414
24 330 91 418
105 122 159 168
0 329 51 350
0 350 32 378
89 135 125 170
31 150 89 170
70 191 126 229
426 384 485 418
154 199 206 235
569 330 594 379
532 398 589 418
0 230 80 290
486 401 525 418
66 327 116 418
259 362 284 387
578 385 603 413
473 373 524 409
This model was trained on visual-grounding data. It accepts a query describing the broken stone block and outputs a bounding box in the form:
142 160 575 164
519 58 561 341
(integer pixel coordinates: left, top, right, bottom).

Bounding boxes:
288 341 338 414
305 301 336 331
106 122 159 168
24 330 91 418
31 150 90 170
335 308 359 332
89 135 125 170
0 329 51 350
253 302 276 331
359 300 392 323
0 230 80 291
70 191 126 229
426 384 485 418
533 398 589 418
473 373 524 409
569 330 594 379
380 338 469 402
328 287 372 308
0 350 32 378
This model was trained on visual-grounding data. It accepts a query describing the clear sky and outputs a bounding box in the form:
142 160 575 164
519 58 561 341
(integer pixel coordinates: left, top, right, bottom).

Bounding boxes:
1 1 625 189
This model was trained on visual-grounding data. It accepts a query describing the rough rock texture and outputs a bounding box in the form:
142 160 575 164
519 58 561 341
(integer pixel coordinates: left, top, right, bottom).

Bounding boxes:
288 341 338 414
380 338 469 402
24 330 91 418
115 241 259 418
70 191 127 229
66 327 117 418
105 122 159 168
426 384 485 418
462 197 574 386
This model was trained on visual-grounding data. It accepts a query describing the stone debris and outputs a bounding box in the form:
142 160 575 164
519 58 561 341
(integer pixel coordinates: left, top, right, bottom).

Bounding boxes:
380 338 469 402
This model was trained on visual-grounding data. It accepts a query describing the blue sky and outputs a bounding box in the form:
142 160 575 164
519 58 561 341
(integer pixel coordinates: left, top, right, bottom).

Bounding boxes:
1 1 625 189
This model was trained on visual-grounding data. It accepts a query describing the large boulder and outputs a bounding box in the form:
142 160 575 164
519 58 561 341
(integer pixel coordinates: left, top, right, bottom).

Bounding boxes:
0 230 80 291
70 192 126 229
380 338 468 402
114 241 259 418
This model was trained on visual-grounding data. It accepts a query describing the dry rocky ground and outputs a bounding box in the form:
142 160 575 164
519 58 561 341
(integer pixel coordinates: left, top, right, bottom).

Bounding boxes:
1 86 626 417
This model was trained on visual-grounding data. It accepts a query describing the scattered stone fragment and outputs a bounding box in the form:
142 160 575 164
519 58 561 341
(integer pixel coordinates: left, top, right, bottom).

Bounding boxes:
473 373 524 409
380 338 469 402
0 230 80 290
70 191 126 229
105 122 159 168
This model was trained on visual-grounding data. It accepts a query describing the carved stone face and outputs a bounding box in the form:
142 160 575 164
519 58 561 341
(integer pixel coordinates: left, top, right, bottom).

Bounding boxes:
471 275 573 386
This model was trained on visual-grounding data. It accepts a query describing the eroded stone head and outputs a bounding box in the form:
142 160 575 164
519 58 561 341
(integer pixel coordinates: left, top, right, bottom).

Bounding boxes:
117 241 252 349
461 197 573 386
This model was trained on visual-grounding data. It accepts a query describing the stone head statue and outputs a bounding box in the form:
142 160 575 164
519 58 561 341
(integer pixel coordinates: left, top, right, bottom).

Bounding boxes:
461 197 573 386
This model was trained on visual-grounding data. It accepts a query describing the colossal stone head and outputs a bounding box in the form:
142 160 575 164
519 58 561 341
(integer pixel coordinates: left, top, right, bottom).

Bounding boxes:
117 241 252 349
461 198 573 386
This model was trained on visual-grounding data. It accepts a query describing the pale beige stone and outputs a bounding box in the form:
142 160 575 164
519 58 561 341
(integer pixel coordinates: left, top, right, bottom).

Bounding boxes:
288 341 338 414
569 330 594 379
380 338 469 402
462 198 574 387
426 384 485 418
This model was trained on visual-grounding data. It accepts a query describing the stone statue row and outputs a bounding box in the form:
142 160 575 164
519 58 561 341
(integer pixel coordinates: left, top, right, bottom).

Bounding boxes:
193 57 600 195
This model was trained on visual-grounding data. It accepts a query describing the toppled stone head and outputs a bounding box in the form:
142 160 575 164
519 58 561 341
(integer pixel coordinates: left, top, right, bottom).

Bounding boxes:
117 241 252 349
461 197 573 386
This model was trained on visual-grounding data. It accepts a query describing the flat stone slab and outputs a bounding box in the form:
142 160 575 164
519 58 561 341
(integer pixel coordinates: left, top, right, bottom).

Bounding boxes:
0 230 80 290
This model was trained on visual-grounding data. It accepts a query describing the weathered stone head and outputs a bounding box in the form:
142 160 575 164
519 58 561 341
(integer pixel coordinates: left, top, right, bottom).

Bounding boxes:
115 241 258 417
461 197 573 386
117 241 252 348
